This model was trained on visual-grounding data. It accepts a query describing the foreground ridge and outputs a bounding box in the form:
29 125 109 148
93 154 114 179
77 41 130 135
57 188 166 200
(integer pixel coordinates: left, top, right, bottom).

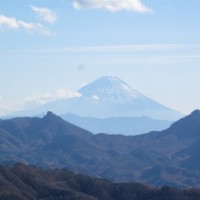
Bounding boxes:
0 163 200 200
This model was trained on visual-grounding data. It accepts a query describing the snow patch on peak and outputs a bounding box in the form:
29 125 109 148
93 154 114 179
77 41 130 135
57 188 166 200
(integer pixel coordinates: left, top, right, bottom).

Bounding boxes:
78 76 145 103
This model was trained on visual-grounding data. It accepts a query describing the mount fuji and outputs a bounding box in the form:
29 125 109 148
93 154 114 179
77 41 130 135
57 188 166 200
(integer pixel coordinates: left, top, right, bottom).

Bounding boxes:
79 76 145 104
9 76 182 121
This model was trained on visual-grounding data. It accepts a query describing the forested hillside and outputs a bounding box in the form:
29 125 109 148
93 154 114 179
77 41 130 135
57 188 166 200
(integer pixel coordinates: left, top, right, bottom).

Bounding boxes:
0 163 200 200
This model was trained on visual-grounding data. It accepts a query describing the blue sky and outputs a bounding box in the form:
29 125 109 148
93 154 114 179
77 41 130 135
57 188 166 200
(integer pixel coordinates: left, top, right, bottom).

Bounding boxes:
0 0 200 115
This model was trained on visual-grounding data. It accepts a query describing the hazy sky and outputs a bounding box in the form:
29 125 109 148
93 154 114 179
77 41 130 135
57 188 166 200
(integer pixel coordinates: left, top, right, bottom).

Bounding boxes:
0 0 200 115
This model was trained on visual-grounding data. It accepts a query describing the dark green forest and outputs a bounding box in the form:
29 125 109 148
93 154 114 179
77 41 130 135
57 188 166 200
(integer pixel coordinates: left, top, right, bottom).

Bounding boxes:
0 163 200 200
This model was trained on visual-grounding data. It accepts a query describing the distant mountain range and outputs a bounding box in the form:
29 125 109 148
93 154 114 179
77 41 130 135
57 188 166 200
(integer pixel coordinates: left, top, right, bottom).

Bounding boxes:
61 113 172 135
1 163 200 200
9 76 183 121
1 110 200 188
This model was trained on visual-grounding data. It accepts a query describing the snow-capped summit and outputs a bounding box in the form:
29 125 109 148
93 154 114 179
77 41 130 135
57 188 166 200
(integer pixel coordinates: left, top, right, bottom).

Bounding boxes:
7 76 183 120
79 76 144 103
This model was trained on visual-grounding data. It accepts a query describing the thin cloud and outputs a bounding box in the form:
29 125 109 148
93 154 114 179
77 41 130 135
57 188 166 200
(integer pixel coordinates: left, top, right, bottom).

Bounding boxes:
0 89 82 115
0 97 21 115
31 5 58 24
0 14 51 35
72 0 152 13
26 44 185 54
23 89 82 106
63 44 199 54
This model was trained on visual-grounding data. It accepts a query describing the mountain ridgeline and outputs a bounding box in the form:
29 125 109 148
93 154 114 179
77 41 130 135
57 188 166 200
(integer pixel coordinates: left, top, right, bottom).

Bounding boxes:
61 113 172 135
0 110 200 188
9 76 183 120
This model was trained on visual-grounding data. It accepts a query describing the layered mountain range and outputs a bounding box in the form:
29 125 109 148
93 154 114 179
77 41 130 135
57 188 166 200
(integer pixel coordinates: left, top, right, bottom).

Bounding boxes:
61 113 172 135
7 76 182 136
0 110 200 188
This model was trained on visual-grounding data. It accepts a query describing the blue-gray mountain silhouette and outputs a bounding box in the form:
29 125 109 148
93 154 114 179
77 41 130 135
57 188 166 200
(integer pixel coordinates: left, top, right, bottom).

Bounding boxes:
0 110 200 188
11 76 182 120
61 113 172 135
